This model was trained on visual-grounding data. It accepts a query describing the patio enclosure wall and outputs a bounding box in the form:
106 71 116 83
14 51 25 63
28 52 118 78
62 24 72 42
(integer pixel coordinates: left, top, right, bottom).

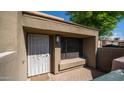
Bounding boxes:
97 47 124 72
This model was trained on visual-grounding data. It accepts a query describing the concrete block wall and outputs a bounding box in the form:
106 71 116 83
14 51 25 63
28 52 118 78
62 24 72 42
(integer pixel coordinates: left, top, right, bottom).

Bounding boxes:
97 48 124 72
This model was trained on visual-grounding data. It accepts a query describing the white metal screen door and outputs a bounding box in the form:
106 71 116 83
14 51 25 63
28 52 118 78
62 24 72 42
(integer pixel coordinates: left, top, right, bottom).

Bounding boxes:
28 34 50 77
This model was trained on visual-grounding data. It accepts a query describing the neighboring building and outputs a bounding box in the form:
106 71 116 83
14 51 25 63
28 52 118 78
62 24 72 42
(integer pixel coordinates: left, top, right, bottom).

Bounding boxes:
119 40 124 46
102 40 119 46
0 11 98 80
98 39 124 47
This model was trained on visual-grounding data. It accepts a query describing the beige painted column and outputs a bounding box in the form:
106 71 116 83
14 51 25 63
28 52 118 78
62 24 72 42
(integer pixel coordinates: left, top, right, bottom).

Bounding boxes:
16 12 27 80
53 36 61 74
83 36 97 68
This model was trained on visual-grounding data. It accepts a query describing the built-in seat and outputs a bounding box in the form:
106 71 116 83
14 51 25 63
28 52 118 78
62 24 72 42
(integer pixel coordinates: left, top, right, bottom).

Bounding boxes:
59 58 86 70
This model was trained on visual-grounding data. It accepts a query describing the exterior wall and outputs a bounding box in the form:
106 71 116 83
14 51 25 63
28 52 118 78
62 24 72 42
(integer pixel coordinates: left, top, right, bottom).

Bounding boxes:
23 13 98 74
112 41 118 45
97 48 124 72
101 40 120 46
0 12 18 80
0 11 98 80
98 40 102 47
23 14 98 37
0 52 17 80
102 40 112 46
16 12 27 80
52 36 61 74
0 12 17 53
83 36 97 68
119 42 124 46
0 12 27 80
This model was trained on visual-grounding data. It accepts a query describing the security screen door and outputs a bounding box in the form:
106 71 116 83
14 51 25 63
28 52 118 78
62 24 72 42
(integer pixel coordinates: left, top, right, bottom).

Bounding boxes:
28 34 50 77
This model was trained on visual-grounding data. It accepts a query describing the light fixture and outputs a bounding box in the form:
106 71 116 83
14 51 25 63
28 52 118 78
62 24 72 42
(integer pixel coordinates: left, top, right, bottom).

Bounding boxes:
56 35 60 43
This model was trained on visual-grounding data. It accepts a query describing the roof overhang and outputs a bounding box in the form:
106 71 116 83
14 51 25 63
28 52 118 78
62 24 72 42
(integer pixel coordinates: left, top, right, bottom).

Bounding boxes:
22 11 99 37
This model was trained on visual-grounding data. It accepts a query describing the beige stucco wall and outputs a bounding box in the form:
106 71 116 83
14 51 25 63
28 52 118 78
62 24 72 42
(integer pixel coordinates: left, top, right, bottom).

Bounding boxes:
16 12 27 80
23 14 98 37
83 36 97 68
23 12 98 72
0 12 17 52
52 36 61 74
0 11 98 80
0 12 27 80
0 12 18 80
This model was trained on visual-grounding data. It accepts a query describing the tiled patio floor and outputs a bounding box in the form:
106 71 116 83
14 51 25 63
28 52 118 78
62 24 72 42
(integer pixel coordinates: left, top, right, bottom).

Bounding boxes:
50 67 105 81
30 67 105 81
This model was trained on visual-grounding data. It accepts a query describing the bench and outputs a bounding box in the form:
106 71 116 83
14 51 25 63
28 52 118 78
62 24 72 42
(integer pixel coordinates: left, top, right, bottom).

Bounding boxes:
59 58 86 70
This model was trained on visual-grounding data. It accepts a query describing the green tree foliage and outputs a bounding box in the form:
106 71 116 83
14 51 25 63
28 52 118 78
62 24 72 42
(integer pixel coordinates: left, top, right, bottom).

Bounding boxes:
67 11 124 39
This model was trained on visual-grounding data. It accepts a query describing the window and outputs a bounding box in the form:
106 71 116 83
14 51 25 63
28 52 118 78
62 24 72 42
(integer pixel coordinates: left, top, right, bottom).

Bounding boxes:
61 37 83 59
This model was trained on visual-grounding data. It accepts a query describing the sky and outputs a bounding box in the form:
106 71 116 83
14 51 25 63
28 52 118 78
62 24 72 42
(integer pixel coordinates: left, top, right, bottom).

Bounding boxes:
42 11 70 21
112 20 124 40
42 11 124 40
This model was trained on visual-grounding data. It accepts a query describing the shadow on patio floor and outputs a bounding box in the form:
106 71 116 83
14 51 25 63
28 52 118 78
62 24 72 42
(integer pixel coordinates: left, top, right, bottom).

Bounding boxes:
50 67 105 81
